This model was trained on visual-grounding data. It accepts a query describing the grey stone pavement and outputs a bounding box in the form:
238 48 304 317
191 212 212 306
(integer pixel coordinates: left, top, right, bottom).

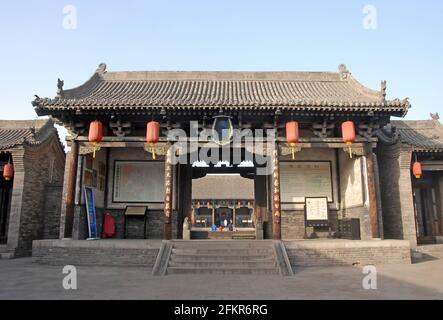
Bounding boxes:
0 258 443 300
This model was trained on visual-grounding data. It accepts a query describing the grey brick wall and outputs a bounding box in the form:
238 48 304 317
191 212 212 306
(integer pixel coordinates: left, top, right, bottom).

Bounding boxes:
341 206 371 240
376 141 417 247
281 210 305 239
6 134 65 256
281 210 340 239
72 206 178 240
42 184 63 239
284 240 411 267
32 239 161 267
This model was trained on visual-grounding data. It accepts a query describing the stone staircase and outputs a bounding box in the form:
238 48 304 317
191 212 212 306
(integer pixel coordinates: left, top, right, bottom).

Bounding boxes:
152 240 293 276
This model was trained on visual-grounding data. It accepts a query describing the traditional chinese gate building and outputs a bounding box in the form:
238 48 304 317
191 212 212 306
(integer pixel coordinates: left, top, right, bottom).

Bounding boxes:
32 64 412 245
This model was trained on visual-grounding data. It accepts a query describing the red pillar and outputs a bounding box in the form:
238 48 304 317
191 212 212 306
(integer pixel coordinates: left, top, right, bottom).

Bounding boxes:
272 144 282 240
163 146 173 240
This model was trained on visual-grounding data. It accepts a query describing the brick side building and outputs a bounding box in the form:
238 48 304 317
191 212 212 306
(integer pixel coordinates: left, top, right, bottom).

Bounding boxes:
377 116 443 248
0 119 65 257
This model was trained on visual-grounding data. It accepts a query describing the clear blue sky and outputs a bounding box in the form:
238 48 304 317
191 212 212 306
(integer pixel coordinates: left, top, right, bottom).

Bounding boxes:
0 0 442 123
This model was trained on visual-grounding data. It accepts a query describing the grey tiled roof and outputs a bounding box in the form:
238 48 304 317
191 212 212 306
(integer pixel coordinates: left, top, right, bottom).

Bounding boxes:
0 119 56 150
393 120 443 152
192 175 254 200
33 64 409 115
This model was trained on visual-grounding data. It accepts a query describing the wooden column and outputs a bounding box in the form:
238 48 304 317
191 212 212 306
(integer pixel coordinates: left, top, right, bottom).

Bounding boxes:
272 145 282 240
254 174 267 222
64 140 79 238
365 148 380 239
163 146 173 240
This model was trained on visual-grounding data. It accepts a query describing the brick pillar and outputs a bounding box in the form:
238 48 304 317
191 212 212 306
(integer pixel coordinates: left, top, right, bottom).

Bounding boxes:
6 148 25 253
377 141 418 248
272 144 281 240
163 146 173 240
398 147 418 248
372 152 384 239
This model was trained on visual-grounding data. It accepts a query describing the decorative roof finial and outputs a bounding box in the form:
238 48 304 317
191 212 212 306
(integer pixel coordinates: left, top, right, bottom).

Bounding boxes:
29 126 36 138
338 64 350 80
96 63 107 75
430 112 440 121
57 78 64 98
380 80 387 101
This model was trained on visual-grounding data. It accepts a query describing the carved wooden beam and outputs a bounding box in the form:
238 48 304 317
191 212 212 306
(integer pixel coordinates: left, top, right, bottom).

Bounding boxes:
312 119 335 138
109 119 131 137
357 122 380 140
80 144 101 156
341 145 366 157
280 144 302 156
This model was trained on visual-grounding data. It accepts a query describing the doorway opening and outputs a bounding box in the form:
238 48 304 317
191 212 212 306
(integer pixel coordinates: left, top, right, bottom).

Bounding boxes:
191 163 255 232
0 153 13 244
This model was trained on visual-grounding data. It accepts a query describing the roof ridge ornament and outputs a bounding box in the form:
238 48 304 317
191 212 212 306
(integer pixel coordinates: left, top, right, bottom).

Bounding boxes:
96 63 107 75
430 112 440 121
380 80 387 102
338 64 350 80
56 78 64 99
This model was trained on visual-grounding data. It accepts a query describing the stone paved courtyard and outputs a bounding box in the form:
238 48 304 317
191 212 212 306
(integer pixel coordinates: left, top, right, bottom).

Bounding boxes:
0 258 443 300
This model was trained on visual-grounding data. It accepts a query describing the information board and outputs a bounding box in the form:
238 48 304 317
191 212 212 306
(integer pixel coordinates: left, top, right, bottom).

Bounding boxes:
113 161 165 203
280 162 333 203
305 197 329 227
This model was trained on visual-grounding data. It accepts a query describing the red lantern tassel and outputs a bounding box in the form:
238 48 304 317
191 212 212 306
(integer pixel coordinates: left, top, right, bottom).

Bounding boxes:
347 142 353 159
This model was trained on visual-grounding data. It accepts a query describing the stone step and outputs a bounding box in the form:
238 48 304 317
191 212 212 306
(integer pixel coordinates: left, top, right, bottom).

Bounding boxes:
172 248 274 255
0 252 14 259
173 240 270 245
170 254 274 262
167 266 280 275
191 231 256 240
172 242 274 249
169 260 277 268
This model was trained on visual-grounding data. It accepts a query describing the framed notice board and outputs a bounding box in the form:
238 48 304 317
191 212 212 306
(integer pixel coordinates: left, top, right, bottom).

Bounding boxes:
305 197 329 227
84 186 99 240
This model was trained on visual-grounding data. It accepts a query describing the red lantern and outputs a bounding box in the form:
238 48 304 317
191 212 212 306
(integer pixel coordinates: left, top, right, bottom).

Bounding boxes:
88 120 103 158
286 121 300 160
342 121 356 158
146 121 160 160
3 163 14 181
413 161 422 179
